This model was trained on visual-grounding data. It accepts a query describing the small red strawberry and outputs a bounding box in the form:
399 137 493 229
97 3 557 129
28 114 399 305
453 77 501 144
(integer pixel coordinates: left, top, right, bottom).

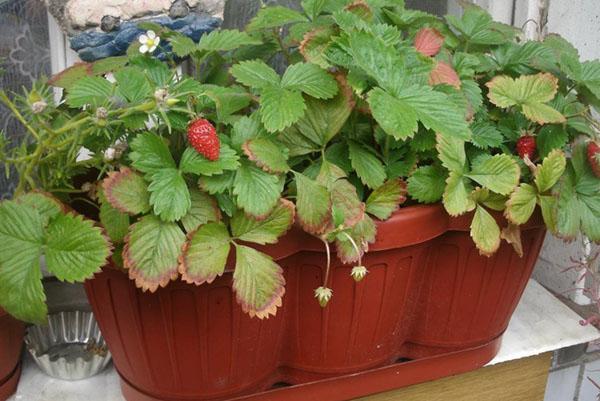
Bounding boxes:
587 141 600 178
516 135 536 160
187 118 220 161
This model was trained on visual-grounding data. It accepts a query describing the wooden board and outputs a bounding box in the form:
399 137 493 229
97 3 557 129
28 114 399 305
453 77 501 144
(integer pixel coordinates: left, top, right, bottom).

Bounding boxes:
358 352 552 401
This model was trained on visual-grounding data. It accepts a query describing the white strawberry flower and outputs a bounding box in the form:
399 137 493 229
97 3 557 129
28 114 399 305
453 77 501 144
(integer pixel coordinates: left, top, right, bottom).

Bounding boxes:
351 265 368 282
314 286 333 307
138 30 160 54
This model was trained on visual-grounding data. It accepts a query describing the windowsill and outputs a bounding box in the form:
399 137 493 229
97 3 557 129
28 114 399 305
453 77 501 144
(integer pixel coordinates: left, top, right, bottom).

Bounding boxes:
9 279 600 401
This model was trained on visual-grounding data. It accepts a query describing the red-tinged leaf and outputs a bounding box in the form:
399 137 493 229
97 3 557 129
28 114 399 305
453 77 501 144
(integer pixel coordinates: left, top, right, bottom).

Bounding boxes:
295 173 331 235
231 199 295 245
102 167 151 215
233 245 285 319
299 27 334 68
48 62 93 89
414 27 444 57
501 223 524 257
429 61 461 89
328 179 365 230
16 191 65 224
123 215 186 292
179 222 230 285
366 179 407 220
345 0 372 20
335 215 377 264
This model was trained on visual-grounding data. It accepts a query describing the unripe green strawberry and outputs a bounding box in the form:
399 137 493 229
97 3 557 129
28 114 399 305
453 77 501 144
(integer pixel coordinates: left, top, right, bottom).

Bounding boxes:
516 135 536 159
587 141 600 178
187 118 220 161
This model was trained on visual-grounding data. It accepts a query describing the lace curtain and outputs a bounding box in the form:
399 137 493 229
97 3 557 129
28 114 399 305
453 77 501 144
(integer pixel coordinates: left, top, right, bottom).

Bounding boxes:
0 0 51 198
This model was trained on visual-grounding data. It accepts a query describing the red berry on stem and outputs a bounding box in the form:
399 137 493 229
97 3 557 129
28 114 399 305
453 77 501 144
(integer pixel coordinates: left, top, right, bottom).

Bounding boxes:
516 135 536 160
187 118 220 161
587 141 600 178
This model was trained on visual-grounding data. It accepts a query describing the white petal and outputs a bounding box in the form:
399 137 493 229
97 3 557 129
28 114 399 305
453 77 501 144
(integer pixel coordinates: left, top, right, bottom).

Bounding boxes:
149 44 157 53
147 30 156 39
76 147 94 162
139 44 149 53
138 34 148 44
154 36 161 46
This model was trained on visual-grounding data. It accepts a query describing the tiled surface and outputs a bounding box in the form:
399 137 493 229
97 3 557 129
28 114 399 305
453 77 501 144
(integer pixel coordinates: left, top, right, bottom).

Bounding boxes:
9 279 600 401
578 359 600 401
544 365 580 401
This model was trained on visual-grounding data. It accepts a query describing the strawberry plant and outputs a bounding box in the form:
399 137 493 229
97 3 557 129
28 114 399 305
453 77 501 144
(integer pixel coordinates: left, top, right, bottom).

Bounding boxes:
1 0 600 323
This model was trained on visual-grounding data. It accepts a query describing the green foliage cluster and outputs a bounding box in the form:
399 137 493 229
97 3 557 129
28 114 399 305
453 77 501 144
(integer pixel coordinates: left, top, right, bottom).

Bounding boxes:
1 0 600 322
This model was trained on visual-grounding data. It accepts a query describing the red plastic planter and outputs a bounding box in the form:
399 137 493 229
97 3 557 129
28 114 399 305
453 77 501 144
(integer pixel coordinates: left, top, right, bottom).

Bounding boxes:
0 308 24 401
85 204 546 401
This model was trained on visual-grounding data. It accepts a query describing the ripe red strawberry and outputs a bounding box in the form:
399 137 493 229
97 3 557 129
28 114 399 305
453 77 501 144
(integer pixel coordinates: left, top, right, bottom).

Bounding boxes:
587 141 600 178
187 118 220 161
516 135 536 160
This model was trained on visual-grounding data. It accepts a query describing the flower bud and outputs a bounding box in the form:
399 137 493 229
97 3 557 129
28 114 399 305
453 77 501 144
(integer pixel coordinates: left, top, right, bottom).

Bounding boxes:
96 107 108 119
154 88 169 103
351 265 368 282
103 147 116 161
314 286 333 308
31 100 47 114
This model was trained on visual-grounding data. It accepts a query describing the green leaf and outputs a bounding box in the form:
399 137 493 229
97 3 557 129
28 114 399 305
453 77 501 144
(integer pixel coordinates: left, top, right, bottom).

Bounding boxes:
15 192 63 225
0 201 46 323
179 222 230 285
470 205 501 257
302 0 326 19
294 172 331 234
49 62 92 90
179 143 240 176
366 179 407 220
554 146 600 241
282 80 353 150
243 138 290 174
436 134 466 172
535 149 566 193
102 168 151 215
233 161 282 219
348 141 386 189
580 60 600 99
539 195 558 233
98 189 130 242
231 199 295 244
123 215 186 292
199 171 235 194
536 125 569 159
247 6 307 30
198 29 261 52
260 85 306 132
232 245 285 319
168 32 197 57
281 62 338 99
230 60 280 89
407 165 447 204
200 85 252 120
486 73 565 124
231 114 265 151
114 67 151 103
505 183 538 225
368 88 418 140
443 171 475 216
446 5 516 45
45 214 110 282
66 76 113 107
181 189 220 233
471 121 503 149
129 133 176 175
147 168 191 222
467 154 520 195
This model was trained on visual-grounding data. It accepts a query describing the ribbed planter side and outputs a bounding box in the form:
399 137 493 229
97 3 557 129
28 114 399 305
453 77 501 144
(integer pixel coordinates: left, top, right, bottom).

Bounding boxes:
405 226 546 358
86 270 285 400
85 204 545 401
0 309 24 401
